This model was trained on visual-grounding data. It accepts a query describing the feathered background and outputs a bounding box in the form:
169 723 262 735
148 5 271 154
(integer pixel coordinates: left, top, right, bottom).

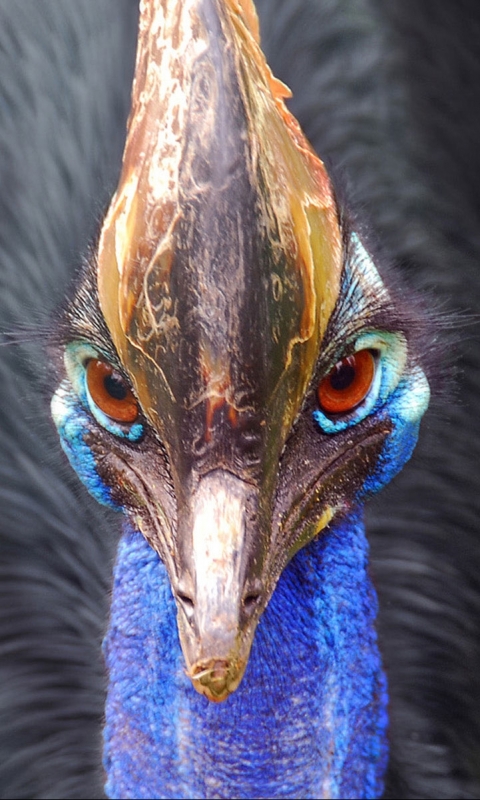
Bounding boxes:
0 1 479 797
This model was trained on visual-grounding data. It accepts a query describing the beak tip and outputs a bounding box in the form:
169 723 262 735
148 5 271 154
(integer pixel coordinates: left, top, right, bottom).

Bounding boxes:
189 657 246 703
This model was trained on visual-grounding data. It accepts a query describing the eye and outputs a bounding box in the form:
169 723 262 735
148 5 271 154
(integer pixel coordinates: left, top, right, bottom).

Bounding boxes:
86 359 139 423
317 350 375 415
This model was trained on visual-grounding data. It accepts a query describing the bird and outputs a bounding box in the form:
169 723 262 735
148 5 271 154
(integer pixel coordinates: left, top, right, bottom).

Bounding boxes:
0 1 480 799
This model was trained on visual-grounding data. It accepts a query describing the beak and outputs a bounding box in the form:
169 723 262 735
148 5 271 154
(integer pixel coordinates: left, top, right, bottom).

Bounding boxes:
174 470 261 702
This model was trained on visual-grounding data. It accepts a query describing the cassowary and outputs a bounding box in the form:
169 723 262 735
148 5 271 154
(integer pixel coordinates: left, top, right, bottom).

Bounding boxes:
0 1 479 799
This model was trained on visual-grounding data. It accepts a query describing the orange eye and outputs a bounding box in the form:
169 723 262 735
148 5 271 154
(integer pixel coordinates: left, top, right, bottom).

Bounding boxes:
86 359 139 423
317 350 375 415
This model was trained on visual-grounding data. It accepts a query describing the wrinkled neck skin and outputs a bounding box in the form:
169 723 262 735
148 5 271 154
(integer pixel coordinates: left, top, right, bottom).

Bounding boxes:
103 510 388 800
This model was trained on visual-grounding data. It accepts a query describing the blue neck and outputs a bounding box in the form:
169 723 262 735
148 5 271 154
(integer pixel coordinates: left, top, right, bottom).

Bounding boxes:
103 511 388 799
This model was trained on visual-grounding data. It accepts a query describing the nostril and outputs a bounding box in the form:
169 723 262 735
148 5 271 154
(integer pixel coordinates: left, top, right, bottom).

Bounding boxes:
242 592 261 615
177 593 195 623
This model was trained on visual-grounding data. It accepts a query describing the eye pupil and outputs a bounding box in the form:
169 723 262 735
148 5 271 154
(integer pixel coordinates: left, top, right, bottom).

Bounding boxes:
329 357 356 392
104 371 128 401
317 349 375 415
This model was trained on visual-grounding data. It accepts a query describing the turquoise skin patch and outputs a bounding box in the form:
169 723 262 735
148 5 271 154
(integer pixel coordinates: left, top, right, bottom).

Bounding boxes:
51 379 121 509
313 231 430 497
312 329 427 434
361 365 430 496
51 341 145 509
64 342 144 443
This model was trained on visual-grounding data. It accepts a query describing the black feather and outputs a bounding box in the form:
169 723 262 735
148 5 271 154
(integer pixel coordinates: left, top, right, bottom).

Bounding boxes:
0 3 137 797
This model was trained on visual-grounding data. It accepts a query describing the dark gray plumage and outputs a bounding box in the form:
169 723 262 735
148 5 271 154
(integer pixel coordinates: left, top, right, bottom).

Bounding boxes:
0 1 479 797
0 3 137 797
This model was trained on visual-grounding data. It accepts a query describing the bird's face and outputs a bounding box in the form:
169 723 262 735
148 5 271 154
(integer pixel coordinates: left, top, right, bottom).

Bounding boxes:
51 0 429 702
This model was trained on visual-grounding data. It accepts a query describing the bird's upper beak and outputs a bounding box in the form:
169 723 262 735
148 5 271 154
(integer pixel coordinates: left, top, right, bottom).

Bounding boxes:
96 0 342 701
175 470 259 700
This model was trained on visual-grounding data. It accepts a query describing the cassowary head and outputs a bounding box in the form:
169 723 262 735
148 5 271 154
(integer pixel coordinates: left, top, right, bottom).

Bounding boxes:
51 0 429 703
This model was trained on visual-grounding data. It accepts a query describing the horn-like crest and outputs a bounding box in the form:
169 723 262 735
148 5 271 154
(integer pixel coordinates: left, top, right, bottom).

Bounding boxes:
97 0 342 452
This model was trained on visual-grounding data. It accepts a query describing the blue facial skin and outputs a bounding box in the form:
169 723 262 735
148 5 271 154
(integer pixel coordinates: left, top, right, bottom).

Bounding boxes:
362 367 429 495
51 343 145 507
51 380 120 509
313 333 430 499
